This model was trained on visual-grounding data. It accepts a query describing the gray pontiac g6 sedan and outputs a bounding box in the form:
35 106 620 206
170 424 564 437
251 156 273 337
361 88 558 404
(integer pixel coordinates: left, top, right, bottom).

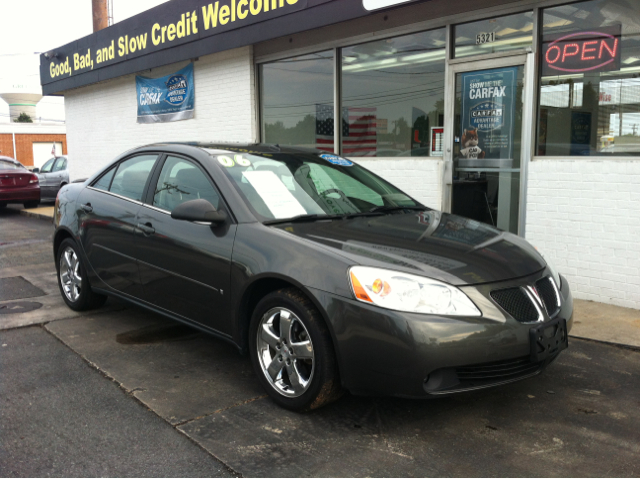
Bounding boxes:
53 143 572 410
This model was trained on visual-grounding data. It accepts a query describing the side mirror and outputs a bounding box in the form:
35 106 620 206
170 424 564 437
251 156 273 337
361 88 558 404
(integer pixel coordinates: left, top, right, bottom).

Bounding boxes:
171 199 227 225
32 168 40 173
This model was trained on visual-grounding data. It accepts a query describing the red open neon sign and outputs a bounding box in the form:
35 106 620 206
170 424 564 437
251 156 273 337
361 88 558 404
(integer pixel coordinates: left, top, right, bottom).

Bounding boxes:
541 25 621 75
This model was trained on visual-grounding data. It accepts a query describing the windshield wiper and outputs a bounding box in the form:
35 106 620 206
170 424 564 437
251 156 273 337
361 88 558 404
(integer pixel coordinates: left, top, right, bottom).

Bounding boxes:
263 213 344 225
368 205 426 214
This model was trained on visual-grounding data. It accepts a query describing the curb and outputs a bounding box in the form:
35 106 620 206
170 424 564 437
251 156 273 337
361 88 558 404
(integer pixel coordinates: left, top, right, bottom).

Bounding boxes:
569 334 640 353
19 209 54 223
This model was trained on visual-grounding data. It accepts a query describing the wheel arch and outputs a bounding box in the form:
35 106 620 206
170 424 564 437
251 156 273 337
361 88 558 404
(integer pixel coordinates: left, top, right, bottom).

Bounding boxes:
53 227 76 263
235 274 343 379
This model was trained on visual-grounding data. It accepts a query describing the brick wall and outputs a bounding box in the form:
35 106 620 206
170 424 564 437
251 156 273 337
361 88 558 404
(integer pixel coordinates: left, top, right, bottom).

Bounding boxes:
64 46 256 181
354 158 443 210
0 134 67 166
526 159 640 310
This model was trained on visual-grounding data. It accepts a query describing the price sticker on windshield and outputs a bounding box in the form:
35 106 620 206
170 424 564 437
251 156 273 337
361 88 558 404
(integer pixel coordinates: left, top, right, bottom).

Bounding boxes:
217 155 252 167
320 154 353 166
217 155 235 167
235 155 251 166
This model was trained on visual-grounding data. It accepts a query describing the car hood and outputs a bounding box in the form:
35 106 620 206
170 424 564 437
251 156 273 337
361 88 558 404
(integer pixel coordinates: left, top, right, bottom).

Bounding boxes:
271 210 546 286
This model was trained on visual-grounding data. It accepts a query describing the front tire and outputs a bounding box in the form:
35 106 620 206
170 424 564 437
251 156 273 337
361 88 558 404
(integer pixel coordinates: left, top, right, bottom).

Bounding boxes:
23 200 39 209
249 288 343 411
56 238 107 311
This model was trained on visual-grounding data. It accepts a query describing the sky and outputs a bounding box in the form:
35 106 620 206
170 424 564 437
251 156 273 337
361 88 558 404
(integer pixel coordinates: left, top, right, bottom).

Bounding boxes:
0 0 170 123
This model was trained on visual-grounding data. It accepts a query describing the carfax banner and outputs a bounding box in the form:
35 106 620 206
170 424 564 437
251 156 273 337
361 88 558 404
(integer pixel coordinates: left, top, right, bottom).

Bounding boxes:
459 67 517 161
136 64 195 123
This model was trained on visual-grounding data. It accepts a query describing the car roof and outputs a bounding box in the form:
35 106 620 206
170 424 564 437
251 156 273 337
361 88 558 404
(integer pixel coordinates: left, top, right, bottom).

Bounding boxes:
132 142 324 156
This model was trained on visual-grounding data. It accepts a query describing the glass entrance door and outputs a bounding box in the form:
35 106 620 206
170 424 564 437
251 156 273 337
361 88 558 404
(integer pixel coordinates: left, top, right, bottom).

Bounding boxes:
444 56 529 234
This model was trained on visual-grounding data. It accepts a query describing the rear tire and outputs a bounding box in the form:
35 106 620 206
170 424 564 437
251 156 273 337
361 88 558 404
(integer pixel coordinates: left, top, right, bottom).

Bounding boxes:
249 287 343 411
56 238 107 311
23 200 39 209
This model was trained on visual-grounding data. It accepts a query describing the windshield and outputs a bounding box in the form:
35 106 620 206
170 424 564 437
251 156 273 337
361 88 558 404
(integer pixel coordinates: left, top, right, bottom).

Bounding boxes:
40 158 56 173
212 150 423 221
0 159 24 170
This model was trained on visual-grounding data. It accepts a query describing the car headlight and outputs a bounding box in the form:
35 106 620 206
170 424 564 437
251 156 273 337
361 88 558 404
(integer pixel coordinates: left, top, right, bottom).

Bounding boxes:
534 247 562 290
349 266 481 316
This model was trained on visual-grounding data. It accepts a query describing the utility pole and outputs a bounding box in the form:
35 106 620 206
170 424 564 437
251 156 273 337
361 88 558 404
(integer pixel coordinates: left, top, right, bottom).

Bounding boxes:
92 0 109 32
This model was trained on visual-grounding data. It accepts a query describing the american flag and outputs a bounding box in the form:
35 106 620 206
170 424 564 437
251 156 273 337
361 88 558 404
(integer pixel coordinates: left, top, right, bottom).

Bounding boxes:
343 107 377 157
315 105 377 156
315 104 335 153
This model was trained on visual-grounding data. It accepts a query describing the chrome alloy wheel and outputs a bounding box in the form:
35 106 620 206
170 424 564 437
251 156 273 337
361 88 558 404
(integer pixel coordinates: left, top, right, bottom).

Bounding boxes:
256 307 315 397
59 246 82 302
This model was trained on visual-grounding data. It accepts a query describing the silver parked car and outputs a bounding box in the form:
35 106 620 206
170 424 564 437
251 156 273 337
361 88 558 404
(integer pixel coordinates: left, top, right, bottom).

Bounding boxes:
34 156 69 202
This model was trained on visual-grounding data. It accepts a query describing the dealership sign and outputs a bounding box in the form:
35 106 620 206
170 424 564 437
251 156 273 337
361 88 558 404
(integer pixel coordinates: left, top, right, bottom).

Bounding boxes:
541 25 621 75
41 0 436 95
136 64 195 123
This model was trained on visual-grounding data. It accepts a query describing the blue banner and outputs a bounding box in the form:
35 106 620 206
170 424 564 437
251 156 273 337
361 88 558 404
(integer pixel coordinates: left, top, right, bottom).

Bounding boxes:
136 64 194 123
459 67 517 161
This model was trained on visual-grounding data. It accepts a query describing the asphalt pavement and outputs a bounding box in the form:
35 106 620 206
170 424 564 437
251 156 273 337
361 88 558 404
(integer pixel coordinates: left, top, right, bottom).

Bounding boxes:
1 205 640 477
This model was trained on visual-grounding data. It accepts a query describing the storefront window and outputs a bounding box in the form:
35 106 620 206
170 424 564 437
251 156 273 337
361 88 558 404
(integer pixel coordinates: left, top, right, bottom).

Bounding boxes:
454 12 534 59
537 0 640 156
260 51 334 151
341 29 446 157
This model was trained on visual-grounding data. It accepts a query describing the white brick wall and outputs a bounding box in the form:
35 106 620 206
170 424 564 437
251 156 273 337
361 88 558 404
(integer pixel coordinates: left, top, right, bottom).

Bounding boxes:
353 158 443 210
64 46 256 181
526 159 640 310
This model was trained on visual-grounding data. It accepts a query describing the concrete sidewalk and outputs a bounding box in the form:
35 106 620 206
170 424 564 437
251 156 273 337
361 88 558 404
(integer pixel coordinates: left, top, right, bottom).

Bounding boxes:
14 204 640 350
19 204 54 222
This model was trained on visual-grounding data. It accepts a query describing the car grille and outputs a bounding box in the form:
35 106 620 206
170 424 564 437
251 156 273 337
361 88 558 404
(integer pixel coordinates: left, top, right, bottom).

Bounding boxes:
535 277 560 318
490 287 539 322
455 356 542 386
424 355 548 393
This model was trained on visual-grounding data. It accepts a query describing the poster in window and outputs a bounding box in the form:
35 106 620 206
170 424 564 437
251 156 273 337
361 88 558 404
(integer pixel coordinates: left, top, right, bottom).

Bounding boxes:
460 67 517 163
570 111 592 155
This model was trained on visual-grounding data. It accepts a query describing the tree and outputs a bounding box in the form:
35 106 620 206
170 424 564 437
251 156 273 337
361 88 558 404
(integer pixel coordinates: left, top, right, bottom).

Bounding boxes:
14 112 33 123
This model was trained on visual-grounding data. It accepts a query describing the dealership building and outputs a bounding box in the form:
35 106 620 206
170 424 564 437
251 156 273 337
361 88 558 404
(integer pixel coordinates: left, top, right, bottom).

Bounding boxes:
40 0 640 309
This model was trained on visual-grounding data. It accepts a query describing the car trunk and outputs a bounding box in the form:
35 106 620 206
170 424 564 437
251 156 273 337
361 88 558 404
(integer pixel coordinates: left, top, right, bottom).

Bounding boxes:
0 171 33 188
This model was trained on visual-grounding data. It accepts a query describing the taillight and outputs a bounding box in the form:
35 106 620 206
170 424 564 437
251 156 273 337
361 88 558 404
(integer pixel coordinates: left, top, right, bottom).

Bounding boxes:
29 175 39 184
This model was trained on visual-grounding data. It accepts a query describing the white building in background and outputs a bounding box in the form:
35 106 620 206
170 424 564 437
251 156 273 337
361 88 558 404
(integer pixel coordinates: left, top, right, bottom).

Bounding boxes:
40 0 640 310
0 53 65 124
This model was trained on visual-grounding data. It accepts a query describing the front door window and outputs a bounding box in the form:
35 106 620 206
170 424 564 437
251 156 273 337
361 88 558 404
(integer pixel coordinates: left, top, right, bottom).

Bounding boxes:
451 64 524 234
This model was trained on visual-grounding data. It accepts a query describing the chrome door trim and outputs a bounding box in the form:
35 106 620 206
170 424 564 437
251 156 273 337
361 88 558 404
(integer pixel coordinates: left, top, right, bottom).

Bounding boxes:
86 186 143 206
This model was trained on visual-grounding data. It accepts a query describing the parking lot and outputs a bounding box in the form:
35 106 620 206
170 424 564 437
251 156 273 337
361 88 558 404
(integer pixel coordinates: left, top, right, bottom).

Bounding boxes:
1 206 639 477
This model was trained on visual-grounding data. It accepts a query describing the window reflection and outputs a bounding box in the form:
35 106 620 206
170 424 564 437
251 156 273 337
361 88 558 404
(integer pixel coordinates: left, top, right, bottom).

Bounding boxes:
538 0 640 156
260 51 334 151
341 29 446 157
454 12 534 59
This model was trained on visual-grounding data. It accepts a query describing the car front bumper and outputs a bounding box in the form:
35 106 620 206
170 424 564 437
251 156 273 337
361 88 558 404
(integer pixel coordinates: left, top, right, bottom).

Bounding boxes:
309 269 573 398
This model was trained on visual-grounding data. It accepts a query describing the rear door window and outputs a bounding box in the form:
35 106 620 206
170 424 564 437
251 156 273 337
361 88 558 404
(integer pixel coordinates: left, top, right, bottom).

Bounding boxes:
93 167 116 192
109 155 158 201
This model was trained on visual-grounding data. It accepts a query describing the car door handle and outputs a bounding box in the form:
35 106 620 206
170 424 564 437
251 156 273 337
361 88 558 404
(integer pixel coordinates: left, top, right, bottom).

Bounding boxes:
81 203 93 212
137 223 155 235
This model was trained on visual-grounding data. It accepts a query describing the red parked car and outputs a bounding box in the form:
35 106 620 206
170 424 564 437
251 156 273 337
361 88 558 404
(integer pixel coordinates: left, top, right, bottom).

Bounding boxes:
0 156 40 209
